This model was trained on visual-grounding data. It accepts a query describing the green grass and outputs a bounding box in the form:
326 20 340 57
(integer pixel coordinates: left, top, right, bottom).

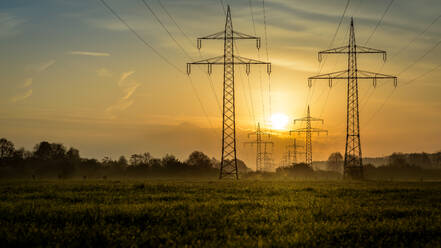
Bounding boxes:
0 180 440 247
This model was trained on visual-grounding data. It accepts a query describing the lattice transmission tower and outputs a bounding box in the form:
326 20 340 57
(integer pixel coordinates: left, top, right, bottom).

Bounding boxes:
283 138 303 166
290 106 328 167
262 140 274 171
308 17 397 180
244 122 273 172
187 6 271 179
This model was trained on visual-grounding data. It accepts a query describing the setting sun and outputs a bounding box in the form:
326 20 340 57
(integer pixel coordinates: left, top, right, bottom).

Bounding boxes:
270 113 290 131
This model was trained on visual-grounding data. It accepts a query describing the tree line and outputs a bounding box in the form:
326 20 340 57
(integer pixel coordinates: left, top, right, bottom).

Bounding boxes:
0 138 249 179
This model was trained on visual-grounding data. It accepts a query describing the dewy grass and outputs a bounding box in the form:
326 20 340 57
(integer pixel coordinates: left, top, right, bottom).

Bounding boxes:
0 180 440 247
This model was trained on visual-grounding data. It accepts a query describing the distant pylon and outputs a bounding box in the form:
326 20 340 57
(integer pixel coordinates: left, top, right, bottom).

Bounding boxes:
290 106 327 167
285 138 303 165
263 141 274 171
187 6 271 179
308 17 397 180
244 122 273 172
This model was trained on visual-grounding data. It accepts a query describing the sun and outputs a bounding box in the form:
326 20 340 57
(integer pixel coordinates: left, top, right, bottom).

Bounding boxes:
270 113 290 131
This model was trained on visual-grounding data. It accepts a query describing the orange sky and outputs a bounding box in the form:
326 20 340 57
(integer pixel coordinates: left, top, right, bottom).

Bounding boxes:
1 0 441 170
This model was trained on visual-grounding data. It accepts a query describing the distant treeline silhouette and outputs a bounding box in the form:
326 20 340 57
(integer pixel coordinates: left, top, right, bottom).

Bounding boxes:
322 152 441 180
1 138 440 180
0 138 250 179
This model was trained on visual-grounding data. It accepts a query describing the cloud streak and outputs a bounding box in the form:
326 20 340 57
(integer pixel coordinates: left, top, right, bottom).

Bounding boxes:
69 51 110 57
11 89 32 103
97 68 112 77
106 71 141 117
0 13 25 38
21 78 33 88
28 59 56 73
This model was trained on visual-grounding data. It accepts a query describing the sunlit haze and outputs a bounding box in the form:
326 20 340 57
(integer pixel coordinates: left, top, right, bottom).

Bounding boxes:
271 113 290 131
1 0 441 168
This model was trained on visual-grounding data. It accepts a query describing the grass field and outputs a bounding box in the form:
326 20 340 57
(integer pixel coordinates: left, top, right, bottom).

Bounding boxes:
0 180 440 247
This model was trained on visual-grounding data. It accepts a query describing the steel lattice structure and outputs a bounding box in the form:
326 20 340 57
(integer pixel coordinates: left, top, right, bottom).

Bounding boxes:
308 18 397 180
286 138 303 165
290 106 327 167
187 6 271 179
262 141 274 171
244 122 273 172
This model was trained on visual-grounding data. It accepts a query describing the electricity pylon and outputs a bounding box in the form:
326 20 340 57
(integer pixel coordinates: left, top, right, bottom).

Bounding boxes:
290 106 327 167
308 17 397 180
262 141 274 171
187 6 271 179
285 138 303 165
244 122 273 172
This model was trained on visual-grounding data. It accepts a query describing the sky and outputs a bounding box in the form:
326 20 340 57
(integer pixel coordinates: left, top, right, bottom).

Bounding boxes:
1 0 441 169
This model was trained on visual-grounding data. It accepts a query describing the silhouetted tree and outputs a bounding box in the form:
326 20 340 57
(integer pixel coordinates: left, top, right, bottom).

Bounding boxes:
129 152 152 168
186 151 212 169
327 152 343 173
408 152 432 168
0 138 15 162
162 154 182 171
33 141 66 161
118 156 128 167
66 148 80 162
389 153 410 168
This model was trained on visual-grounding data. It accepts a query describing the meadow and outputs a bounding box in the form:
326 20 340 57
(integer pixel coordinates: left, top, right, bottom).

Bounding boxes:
0 180 440 247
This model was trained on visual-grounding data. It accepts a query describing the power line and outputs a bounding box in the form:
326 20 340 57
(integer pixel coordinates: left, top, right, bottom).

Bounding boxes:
364 0 395 45
397 38 441 76
157 0 194 46
328 0 351 49
246 0 266 125
141 0 222 113
249 0 257 34
97 0 183 74
262 0 270 61
364 61 441 127
402 62 441 87
352 0 395 113
262 0 272 121
218 0 226 15
392 13 441 59
363 13 441 122
308 0 350 114
140 0 189 58
246 75 257 124
97 0 215 130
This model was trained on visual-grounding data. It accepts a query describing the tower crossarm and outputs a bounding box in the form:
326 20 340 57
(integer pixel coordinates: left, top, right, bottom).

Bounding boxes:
263 141 274 150
287 144 304 148
308 70 397 87
293 117 324 124
187 56 270 75
197 30 261 49
290 128 328 135
243 141 257 147
318 46 348 59
318 45 387 61
248 132 271 138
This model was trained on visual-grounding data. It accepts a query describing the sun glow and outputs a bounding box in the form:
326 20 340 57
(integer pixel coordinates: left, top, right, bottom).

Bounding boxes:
270 113 290 131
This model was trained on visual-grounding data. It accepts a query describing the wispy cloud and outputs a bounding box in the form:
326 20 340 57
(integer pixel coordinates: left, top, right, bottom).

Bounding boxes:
106 99 134 113
0 13 25 38
121 84 139 100
106 71 141 117
118 70 135 86
69 51 110 57
21 78 33 88
11 89 32 103
28 59 56 73
97 68 112 77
